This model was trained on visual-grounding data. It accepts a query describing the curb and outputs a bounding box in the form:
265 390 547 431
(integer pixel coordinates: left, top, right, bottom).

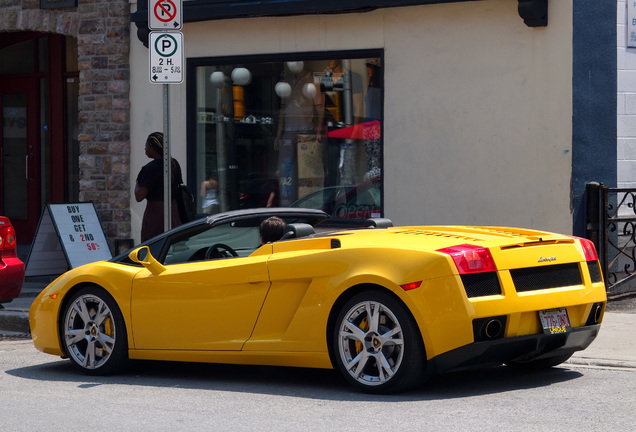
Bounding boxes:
566 357 636 370
0 310 30 334
0 331 31 340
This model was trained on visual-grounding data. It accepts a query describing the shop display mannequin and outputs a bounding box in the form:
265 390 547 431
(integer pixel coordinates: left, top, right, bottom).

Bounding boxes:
363 58 382 180
275 61 323 205
320 60 363 186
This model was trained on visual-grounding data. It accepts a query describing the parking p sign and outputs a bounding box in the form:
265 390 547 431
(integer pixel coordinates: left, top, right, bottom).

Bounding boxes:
149 32 184 84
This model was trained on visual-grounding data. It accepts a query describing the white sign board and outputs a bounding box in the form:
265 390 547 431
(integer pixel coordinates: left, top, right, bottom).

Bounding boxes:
149 0 182 30
629 2 636 48
149 32 184 84
25 203 112 277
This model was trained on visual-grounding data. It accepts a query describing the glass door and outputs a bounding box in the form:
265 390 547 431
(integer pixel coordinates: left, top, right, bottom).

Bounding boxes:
0 78 39 240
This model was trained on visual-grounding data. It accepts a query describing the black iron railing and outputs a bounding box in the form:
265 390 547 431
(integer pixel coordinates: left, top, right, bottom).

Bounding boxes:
586 182 636 296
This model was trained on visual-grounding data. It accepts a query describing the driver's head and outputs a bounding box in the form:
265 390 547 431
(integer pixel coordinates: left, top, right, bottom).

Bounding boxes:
260 216 286 244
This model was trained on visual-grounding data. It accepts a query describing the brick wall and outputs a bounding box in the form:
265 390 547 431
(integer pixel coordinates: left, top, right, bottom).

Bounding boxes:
0 0 132 249
619 0 636 188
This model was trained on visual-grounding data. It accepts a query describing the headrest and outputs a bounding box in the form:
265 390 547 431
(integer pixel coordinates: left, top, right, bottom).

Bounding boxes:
366 218 393 228
280 223 315 240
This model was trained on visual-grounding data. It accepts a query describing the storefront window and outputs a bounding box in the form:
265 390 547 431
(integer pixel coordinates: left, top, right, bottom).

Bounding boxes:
190 52 383 219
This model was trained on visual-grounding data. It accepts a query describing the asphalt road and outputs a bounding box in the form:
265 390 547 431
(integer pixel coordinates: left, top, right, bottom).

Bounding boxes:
1 338 635 432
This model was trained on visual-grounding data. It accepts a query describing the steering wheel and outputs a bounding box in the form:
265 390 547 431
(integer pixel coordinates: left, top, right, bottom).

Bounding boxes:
204 243 238 260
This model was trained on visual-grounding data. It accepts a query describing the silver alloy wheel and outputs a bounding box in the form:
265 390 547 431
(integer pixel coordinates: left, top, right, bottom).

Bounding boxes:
63 294 117 370
337 300 405 387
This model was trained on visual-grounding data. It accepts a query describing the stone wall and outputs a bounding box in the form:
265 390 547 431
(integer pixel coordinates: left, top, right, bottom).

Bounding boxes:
0 0 132 248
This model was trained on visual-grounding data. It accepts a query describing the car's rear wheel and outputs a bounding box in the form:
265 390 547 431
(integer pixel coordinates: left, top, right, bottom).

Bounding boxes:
506 351 574 370
333 291 426 394
61 287 128 375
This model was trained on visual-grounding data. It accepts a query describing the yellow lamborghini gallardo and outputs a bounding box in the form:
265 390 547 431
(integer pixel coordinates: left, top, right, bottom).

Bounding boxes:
29 208 606 393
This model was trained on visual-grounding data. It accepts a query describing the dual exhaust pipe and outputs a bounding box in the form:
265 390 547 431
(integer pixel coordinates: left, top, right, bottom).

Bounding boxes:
586 302 604 326
474 302 605 343
473 316 507 342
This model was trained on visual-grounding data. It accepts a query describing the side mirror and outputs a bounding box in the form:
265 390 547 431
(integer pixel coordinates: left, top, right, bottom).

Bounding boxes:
128 246 166 276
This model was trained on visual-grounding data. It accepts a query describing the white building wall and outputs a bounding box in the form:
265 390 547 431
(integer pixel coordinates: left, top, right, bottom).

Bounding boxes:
618 0 636 188
129 0 575 242
383 1 572 228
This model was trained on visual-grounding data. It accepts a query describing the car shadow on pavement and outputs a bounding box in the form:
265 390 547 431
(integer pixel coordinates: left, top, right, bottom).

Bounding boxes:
6 357 583 401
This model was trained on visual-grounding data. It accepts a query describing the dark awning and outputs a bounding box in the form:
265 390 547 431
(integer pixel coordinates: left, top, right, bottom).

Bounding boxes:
132 0 545 46
132 0 479 25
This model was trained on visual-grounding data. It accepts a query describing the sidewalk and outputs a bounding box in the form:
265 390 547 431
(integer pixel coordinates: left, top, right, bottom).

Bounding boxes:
1 281 635 370
566 310 636 370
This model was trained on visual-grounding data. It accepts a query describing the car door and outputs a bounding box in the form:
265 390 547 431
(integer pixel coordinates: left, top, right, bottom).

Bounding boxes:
130 219 270 351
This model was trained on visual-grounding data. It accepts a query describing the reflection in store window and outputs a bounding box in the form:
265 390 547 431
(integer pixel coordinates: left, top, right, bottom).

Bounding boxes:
193 53 382 219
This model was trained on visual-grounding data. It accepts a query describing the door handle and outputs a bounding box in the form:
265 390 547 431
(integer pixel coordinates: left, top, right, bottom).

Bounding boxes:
25 153 32 182
247 274 267 283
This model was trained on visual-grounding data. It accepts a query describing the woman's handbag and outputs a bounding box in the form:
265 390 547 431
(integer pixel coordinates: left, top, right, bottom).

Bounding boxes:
172 159 196 223
176 183 196 223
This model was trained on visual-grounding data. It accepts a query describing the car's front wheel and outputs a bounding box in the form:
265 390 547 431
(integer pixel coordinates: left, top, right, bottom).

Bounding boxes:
333 291 426 394
61 287 128 375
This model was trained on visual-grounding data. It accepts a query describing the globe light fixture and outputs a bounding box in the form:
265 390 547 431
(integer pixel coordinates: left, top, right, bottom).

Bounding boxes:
210 71 226 88
302 83 317 99
287 61 304 74
231 67 252 86
275 81 292 98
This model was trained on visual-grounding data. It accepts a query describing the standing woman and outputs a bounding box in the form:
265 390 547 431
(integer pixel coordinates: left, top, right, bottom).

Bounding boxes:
135 132 182 242
200 172 219 214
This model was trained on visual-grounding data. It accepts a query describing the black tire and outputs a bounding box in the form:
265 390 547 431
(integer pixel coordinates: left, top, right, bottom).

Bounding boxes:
60 286 128 375
333 290 426 394
506 351 574 370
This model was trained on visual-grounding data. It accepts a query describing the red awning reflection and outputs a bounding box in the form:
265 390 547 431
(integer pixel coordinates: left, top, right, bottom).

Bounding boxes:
327 120 381 140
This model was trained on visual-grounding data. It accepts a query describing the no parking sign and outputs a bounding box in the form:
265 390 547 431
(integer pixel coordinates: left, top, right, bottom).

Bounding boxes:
149 0 182 30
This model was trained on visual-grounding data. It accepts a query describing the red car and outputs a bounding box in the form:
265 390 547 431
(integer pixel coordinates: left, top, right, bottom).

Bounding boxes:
0 216 24 304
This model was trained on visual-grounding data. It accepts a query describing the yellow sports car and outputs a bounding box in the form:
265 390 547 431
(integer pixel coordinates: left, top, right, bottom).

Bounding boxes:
29 208 607 394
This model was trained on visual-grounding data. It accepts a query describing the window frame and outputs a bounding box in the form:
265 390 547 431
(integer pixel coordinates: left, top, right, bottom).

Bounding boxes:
186 49 384 218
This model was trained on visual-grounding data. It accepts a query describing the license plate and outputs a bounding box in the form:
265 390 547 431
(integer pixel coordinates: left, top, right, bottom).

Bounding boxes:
539 308 571 335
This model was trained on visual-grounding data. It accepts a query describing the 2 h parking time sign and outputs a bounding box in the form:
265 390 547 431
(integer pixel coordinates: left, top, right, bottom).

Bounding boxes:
149 32 184 84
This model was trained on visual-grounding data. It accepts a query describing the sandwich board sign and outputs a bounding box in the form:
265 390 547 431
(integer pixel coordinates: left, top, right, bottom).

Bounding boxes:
25 203 112 277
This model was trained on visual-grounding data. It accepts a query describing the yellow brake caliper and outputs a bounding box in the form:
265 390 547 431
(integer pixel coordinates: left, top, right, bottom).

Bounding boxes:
104 317 114 338
355 316 369 354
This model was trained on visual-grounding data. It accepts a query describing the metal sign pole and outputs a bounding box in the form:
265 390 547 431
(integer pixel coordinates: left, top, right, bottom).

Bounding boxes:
149 0 183 233
163 83 171 231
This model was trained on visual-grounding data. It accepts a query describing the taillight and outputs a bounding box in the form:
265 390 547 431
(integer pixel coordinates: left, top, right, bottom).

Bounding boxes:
579 238 598 261
0 224 17 250
437 244 498 274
